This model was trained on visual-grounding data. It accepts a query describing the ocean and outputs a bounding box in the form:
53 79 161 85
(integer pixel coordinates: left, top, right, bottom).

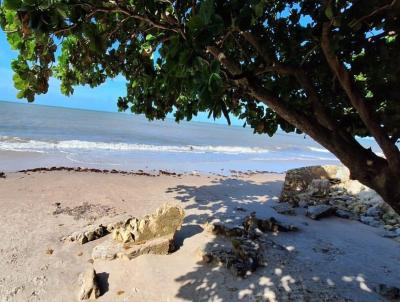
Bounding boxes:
0 100 340 173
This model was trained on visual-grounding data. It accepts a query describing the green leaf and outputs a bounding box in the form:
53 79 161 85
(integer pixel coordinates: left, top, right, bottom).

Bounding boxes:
199 0 214 24
325 5 333 20
146 34 156 42
3 0 22 10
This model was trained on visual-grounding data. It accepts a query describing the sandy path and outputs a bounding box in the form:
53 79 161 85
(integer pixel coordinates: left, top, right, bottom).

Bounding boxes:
0 171 399 302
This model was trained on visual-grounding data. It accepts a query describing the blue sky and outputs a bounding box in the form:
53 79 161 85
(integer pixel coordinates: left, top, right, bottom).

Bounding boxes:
0 29 238 125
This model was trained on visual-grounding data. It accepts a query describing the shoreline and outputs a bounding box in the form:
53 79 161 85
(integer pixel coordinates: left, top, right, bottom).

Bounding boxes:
2 165 283 178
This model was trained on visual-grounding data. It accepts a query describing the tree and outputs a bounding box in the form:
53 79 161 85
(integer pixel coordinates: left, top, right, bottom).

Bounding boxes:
1 0 400 213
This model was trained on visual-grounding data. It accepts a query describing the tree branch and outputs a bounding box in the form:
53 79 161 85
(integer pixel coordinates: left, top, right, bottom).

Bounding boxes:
240 30 337 131
351 0 398 27
321 22 400 166
206 44 388 176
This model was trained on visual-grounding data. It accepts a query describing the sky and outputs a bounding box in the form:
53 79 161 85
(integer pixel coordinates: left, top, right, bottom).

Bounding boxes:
0 29 239 125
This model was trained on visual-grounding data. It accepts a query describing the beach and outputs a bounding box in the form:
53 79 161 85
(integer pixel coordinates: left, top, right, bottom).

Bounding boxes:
1 169 399 302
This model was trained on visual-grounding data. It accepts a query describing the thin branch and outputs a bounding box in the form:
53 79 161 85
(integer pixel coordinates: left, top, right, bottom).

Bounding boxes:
352 0 397 27
240 30 337 130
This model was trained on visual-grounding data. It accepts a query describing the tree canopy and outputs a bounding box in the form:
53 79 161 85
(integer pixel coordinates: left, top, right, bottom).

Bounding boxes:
1 0 400 212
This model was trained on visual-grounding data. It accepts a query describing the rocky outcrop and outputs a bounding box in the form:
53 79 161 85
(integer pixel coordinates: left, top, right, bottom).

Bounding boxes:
64 225 107 244
272 202 295 215
78 267 100 301
63 214 133 244
91 203 184 260
92 234 174 260
112 203 185 244
200 213 298 277
306 205 336 220
280 165 400 238
376 284 400 300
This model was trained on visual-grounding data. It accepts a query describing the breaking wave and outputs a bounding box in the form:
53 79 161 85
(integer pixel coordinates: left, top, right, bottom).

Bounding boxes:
0 136 271 155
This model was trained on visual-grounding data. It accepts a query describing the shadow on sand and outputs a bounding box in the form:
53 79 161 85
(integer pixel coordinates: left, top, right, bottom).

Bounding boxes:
167 176 399 302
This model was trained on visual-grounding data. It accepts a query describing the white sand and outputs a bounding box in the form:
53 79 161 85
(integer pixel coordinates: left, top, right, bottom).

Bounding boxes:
0 171 399 302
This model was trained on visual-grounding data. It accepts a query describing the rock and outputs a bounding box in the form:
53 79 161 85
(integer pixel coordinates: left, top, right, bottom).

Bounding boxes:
395 228 400 236
273 203 295 215
376 284 400 300
366 206 382 218
91 203 184 260
298 200 308 208
0 172 5 178
200 214 297 278
78 267 100 300
64 225 107 244
360 215 381 228
92 234 175 260
243 213 298 234
308 179 331 197
280 165 349 203
204 222 246 237
335 209 352 219
306 205 335 220
379 230 398 238
112 203 184 243
199 238 264 278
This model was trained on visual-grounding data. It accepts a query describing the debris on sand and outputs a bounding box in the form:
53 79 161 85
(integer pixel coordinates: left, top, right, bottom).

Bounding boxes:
53 202 117 221
200 213 298 277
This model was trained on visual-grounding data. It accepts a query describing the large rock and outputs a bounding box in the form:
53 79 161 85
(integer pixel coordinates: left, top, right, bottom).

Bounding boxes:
112 203 185 243
92 203 184 260
272 202 295 215
64 225 107 244
280 165 349 203
63 214 134 244
92 234 174 260
78 267 100 300
306 205 336 220
280 165 400 234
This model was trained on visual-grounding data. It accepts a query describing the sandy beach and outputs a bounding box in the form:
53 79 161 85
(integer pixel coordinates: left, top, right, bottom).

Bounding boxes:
0 169 399 302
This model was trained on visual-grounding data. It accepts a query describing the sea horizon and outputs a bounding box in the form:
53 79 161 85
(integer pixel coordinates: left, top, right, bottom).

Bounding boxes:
0 100 353 174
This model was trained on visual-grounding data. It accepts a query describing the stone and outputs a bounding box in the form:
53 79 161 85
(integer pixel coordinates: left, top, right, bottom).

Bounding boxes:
64 225 107 244
199 238 264 278
308 179 331 197
78 267 100 301
91 203 184 261
376 284 400 300
395 228 400 236
379 230 398 238
112 203 185 244
306 205 335 220
360 215 381 228
205 223 246 237
272 203 295 215
366 206 382 218
280 165 349 203
243 213 298 234
92 234 174 260
0 172 5 178
334 209 352 219
298 200 308 208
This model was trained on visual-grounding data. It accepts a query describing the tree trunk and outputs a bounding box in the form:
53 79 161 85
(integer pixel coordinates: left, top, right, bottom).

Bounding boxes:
349 164 400 214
